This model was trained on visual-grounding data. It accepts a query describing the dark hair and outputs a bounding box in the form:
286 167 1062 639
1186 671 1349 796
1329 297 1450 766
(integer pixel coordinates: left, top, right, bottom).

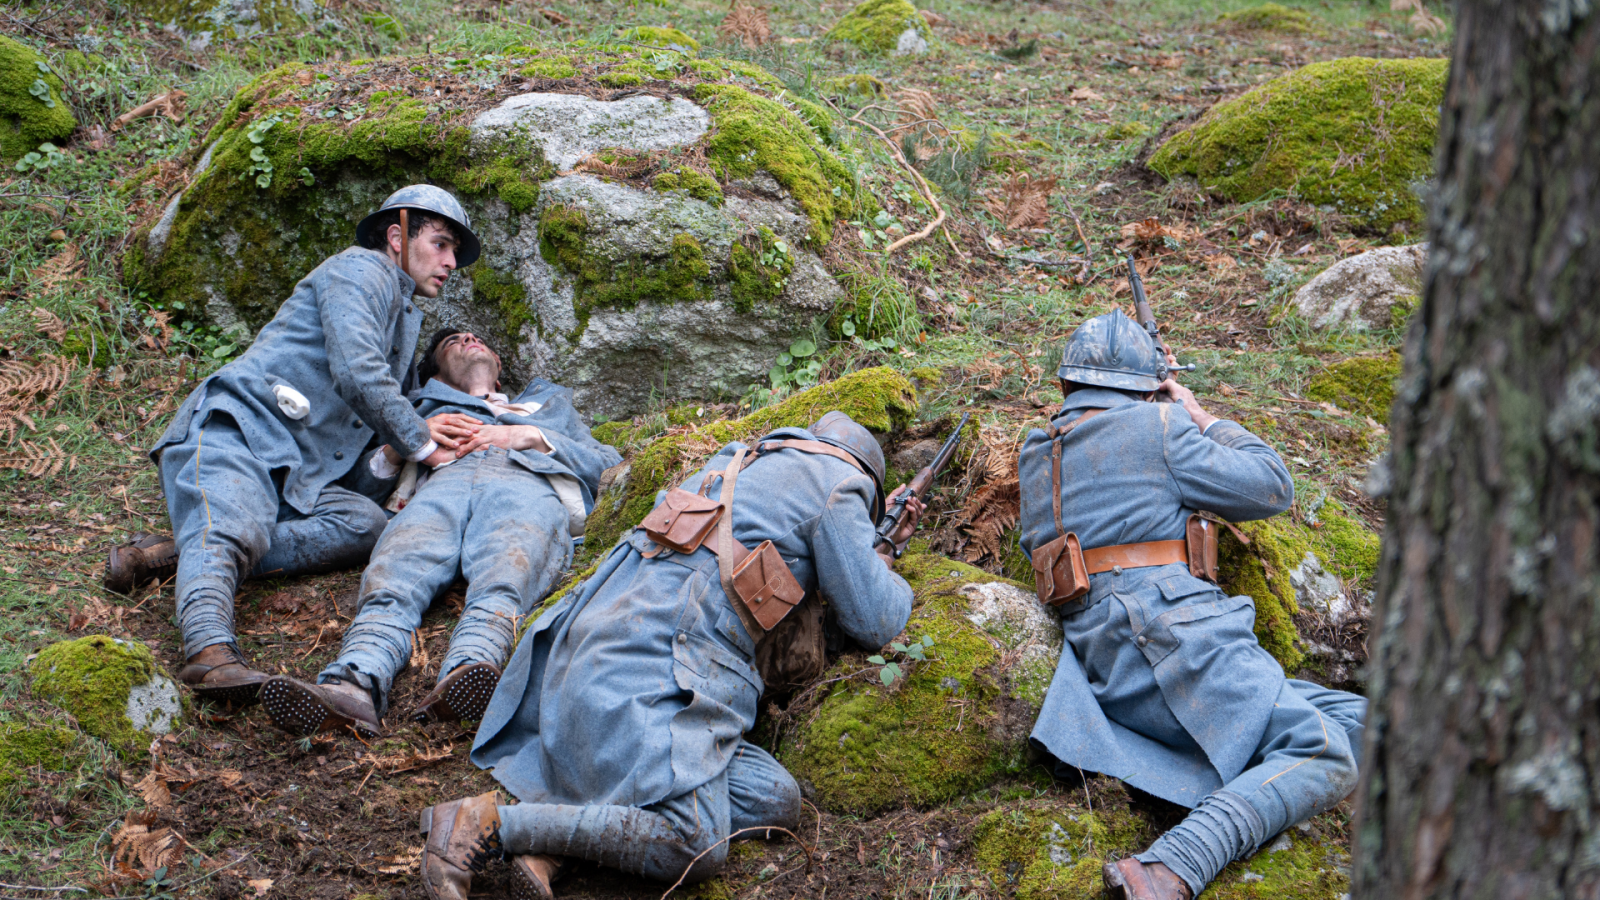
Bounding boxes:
358 209 460 252
416 327 464 386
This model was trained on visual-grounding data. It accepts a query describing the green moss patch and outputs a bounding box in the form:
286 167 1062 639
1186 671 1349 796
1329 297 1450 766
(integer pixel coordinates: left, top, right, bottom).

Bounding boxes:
0 36 76 162
617 26 700 53
470 265 536 346
1217 501 1380 672
727 226 794 314
1149 57 1447 230
973 807 1151 899
29 636 176 758
819 74 887 98
520 55 578 80
694 83 857 244
779 547 1031 813
652 167 724 205
538 204 712 335
1217 3 1321 33
1305 352 1401 419
0 719 82 791
129 0 319 37
825 0 928 54
581 367 918 561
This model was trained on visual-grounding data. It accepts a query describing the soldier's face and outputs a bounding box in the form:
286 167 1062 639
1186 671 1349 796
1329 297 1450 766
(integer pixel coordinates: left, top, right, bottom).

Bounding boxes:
435 331 502 388
389 220 459 298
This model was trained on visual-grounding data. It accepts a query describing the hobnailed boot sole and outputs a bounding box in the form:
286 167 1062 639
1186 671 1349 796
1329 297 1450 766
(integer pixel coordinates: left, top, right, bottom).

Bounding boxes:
189 679 265 707
261 678 381 739
414 663 500 726
509 856 560 900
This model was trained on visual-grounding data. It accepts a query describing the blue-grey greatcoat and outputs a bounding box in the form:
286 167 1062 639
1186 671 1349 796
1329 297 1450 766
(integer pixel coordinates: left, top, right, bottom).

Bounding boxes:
473 430 912 881
153 248 430 657
321 377 621 706
1019 387 1366 894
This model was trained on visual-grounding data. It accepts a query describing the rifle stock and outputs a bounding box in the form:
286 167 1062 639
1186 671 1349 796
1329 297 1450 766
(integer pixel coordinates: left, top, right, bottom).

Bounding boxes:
874 412 971 555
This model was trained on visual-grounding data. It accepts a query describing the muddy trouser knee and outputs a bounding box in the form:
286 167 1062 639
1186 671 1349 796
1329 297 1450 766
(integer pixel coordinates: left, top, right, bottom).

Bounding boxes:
161 412 280 659
251 483 388 579
1139 680 1365 896
498 740 801 883
321 451 568 712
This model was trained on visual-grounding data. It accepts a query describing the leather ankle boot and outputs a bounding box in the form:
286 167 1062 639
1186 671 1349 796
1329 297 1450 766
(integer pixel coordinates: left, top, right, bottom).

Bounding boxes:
1103 858 1193 900
178 643 269 707
413 662 501 726
105 534 178 594
509 854 563 900
260 676 382 738
419 791 503 900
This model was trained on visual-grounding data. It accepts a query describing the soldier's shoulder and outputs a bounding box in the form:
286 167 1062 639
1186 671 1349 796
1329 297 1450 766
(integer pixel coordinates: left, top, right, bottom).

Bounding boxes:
319 246 396 284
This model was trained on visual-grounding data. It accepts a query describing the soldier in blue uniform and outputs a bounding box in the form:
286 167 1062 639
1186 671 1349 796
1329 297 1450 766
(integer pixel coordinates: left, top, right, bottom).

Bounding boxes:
116 186 490 706
411 413 926 900
1018 310 1367 900
258 329 620 737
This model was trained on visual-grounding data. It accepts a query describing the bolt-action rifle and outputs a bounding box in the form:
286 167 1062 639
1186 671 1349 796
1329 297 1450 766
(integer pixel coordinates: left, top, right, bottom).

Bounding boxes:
874 412 970 558
1127 253 1195 374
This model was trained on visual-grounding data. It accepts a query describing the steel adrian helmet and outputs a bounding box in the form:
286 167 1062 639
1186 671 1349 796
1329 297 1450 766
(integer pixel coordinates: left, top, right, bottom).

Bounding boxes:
355 184 482 267
1057 308 1168 392
809 410 887 520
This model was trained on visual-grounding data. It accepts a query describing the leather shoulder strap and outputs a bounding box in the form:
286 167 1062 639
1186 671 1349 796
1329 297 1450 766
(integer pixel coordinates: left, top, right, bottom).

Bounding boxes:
715 447 765 640
747 438 868 475
1049 408 1105 539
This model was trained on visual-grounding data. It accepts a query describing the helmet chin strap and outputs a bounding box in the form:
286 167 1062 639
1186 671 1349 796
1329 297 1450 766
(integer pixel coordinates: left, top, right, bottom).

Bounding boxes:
399 208 411 278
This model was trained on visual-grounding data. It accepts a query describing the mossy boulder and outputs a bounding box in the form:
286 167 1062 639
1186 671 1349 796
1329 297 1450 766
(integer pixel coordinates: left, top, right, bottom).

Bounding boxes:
826 0 930 55
974 805 1351 900
0 36 76 163
1216 502 1380 675
1149 57 1448 230
126 50 862 418
1216 3 1321 34
0 718 82 791
29 636 183 758
582 366 918 561
778 550 1057 814
129 0 324 47
1305 352 1401 420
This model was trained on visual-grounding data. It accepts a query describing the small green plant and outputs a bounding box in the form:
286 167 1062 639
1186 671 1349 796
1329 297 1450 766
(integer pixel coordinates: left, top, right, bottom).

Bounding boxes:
838 318 899 353
240 114 284 188
856 209 904 251
868 634 935 685
141 866 177 900
14 142 70 173
361 12 407 40
769 337 821 390
651 51 684 75
29 61 55 108
298 166 315 186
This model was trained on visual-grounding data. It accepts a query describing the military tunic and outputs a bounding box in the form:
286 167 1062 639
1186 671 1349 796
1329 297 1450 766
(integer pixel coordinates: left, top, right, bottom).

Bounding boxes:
154 247 431 657
472 430 912 881
1019 387 1365 893
320 377 620 708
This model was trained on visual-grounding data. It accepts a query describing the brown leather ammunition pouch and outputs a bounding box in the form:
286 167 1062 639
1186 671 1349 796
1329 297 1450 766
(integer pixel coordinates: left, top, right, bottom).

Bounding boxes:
732 539 807 631
640 487 723 554
1185 513 1218 583
1033 531 1091 607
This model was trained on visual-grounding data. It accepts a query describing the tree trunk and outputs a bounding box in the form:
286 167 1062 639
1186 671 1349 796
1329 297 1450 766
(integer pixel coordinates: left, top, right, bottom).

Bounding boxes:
1352 2 1600 898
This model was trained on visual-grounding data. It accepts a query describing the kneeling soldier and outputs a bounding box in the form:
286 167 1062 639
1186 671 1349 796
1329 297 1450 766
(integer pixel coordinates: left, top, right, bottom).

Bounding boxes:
414 412 925 900
261 329 619 736
1021 310 1366 900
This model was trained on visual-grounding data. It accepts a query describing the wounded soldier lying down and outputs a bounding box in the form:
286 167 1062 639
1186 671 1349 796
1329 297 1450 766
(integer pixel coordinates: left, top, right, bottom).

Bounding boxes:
261 329 620 736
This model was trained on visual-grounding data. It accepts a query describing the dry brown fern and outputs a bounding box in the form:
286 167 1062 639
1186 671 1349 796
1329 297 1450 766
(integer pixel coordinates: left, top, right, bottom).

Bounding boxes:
936 423 1022 566
0 355 75 442
0 436 76 477
32 243 83 292
984 172 1058 230
895 88 939 125
31 307 67 342
718 3 771 48
112 812 188 876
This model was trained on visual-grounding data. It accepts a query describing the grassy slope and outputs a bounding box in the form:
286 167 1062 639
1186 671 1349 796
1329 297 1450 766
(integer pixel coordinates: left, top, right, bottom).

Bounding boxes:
0 0 1446 894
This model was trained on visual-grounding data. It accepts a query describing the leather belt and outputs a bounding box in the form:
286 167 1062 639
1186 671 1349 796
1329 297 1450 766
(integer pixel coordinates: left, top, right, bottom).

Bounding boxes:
1082 539 1188 575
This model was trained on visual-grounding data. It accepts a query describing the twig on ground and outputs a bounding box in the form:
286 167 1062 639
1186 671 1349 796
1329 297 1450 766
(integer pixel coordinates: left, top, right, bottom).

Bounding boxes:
658 826 813 899
842 105 947 255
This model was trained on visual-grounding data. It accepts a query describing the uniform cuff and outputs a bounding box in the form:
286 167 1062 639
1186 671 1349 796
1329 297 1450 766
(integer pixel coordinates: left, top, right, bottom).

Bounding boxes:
407 439 439 462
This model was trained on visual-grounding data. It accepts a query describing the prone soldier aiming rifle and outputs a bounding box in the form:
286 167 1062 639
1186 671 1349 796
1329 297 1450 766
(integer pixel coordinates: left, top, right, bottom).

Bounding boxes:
874 412 970 558
1127 253 1195 376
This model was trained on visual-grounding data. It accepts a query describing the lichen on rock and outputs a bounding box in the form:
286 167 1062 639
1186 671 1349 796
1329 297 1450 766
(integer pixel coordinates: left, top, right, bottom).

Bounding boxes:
1149 57 1448 230
580 366 918 561
0 36 76 163
29 636 183 757
124 49 864 418
1292 244 1427 331
825 0 930 55
1305 352 1401 420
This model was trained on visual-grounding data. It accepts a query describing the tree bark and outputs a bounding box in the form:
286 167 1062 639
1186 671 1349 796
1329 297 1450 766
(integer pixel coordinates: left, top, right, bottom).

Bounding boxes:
1353 2 1600 898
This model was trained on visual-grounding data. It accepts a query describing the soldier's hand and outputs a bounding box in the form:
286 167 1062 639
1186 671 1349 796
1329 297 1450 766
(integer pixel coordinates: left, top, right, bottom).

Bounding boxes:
426 412 481 450
455 424 551 457
422 446 456 468
1157 378 1219 433
884 484 927 547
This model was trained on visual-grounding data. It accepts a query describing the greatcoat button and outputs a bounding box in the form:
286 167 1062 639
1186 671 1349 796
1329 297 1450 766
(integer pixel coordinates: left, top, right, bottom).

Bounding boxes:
352 420 362 428
1136 635 1148 647
334 451 345 460
676 633 687 644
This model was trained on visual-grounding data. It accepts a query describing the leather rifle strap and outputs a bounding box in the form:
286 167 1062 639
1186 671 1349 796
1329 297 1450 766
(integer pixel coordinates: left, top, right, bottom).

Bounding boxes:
1049 408 1105 539
400 208 410 277
715 447 766 641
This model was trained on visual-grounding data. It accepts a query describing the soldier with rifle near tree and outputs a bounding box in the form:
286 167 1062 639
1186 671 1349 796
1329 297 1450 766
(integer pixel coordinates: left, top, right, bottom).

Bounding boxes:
1017 277 1367 899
